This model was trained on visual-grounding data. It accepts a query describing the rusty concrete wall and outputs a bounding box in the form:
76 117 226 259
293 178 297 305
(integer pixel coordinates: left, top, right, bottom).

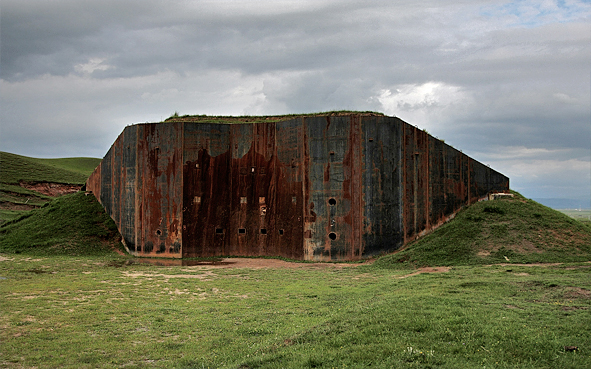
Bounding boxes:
302 116 364 261
301 115 508 259
181 120 305 259
182 122 231 257
87 114 509 261
400 123 509 243
134 123 184 257
87 125 138 251
361 116 403 256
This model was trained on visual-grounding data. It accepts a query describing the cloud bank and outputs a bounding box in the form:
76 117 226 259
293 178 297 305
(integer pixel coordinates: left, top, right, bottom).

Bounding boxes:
1 0 589 206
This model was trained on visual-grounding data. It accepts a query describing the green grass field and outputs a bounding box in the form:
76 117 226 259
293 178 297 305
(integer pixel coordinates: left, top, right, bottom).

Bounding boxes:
1 150 590 368
558 209 591 224
1 255 590 368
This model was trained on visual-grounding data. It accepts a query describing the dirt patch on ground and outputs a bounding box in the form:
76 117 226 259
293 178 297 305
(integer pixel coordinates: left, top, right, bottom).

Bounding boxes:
397 267 451 279
121 270 217 281
548 229 589 250
564 287 591 299
19 181 81 197
478 239 544 257
511 240 544 254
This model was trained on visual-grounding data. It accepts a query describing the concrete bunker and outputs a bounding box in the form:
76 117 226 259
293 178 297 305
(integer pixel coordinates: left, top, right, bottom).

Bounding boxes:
86 113 509 261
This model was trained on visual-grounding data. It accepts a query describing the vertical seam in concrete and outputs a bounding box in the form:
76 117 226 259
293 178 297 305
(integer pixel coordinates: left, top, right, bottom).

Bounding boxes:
180 121 185 256
302 117 310 260
400 123 404 243
134 125 140 251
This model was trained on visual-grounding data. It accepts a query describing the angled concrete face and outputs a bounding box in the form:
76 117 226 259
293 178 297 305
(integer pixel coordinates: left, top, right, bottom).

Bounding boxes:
87 115 509 261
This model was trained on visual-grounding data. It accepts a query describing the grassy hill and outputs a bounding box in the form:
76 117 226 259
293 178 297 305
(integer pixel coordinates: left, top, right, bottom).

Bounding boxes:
0 151 121 256
0 191 121 256
0 151 100 185
373 191 591 268
0 151 102 223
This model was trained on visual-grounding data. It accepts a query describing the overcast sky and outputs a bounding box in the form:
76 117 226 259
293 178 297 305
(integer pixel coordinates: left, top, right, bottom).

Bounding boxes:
1 0 590 207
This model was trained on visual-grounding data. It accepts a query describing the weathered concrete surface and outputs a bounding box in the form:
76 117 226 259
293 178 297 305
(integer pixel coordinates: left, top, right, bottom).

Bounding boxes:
87 114 509 261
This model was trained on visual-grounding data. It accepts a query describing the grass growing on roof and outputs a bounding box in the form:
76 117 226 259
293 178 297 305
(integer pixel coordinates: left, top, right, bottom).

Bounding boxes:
163 110 386 124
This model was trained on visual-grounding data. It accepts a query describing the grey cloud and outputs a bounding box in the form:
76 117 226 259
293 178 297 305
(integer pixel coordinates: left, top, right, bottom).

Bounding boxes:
1 0 589 205
1 0 452 80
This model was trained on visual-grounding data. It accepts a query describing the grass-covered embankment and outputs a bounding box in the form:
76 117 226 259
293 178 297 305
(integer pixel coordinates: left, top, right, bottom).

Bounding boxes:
0 192 121 256
0 151 101 223
373 192 591 268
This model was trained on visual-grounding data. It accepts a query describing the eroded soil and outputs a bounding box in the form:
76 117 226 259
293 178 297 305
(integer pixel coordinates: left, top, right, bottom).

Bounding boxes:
19 181 81 197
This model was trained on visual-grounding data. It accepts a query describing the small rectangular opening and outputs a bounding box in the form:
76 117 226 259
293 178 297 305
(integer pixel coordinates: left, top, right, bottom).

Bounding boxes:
251 167 256 173
238 228 246 234
260 228 267 235
194 196 201 204
215 228 224 234
240 197 247 204
195 163 200 168
259 196 265 204
292 196 297 204
279 229 284 236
